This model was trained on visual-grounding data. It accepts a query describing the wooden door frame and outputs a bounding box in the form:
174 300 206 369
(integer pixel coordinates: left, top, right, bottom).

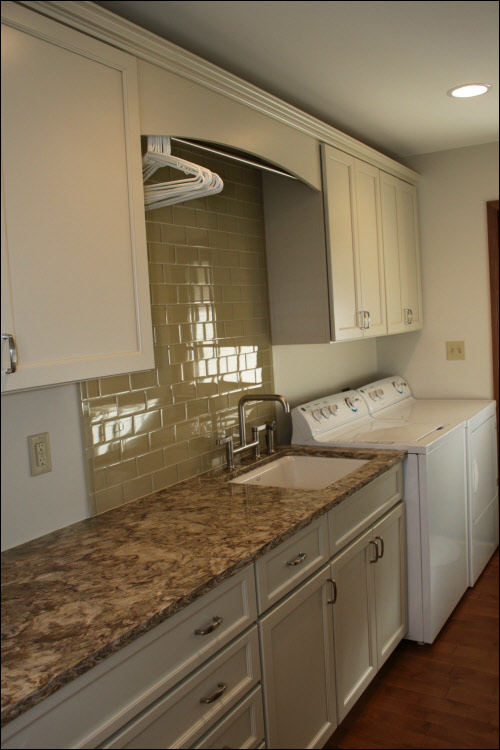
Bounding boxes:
486 200 499 426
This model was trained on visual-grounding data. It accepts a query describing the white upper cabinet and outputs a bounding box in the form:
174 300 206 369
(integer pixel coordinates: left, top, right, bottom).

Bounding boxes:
322 145 387 341
380 172 423 333
1 3 154 392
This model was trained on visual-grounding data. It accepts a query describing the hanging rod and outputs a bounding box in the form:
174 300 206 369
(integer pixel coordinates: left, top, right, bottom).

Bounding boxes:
170 138 299 180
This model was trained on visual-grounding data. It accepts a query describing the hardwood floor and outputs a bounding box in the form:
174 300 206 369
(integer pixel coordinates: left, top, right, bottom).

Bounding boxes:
324 550 499 749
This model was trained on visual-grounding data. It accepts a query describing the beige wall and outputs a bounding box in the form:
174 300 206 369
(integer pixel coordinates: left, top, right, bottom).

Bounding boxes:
1 384 90 550
377 142 499 398
272 340 379 441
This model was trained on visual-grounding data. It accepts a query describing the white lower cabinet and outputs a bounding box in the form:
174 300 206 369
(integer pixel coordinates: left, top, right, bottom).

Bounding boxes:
102 628 261 749
193 685 265 749
259 565 337 750
330 502 407 722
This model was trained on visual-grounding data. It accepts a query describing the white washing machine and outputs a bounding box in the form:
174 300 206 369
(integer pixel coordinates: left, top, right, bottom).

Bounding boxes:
358 376 499 586
291 389 469 644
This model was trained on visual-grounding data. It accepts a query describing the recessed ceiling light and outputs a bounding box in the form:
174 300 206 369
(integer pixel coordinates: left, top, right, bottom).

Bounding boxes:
447 83 492 98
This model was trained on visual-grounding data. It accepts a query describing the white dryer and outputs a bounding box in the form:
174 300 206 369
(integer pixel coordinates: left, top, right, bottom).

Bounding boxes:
358 376 499 585
291 389 468 644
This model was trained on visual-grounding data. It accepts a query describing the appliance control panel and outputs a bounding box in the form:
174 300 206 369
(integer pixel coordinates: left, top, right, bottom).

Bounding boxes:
357 376 412 414
292 390 370 442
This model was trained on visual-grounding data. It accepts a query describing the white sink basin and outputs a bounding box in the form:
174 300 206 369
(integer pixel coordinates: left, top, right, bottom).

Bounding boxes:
230 455 368 490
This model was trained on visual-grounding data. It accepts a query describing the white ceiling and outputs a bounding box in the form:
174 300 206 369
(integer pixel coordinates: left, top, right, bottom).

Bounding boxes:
97 0 499 159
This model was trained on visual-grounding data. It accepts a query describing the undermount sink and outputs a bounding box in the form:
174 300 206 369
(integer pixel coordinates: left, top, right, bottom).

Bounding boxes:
230 455 368 490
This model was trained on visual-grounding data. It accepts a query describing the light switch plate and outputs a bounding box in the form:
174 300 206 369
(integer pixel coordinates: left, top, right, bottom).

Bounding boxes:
446 341 465 360
28 432 52 475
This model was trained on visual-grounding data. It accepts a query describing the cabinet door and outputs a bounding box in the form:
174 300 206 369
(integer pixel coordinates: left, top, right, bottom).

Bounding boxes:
259 565 337 749
397 181 423 331
353 160 387 338
380 172 423 334
321 145 363 341
380 173 406 333
1 3 153 392
330 527 377 722
371 503 407 668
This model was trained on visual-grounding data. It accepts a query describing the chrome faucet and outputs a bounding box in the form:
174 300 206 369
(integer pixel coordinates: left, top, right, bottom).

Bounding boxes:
237 394 290 446
217 393 290 470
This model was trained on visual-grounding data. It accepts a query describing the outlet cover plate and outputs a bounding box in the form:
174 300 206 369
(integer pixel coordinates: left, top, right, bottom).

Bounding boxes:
28 432 52 475
446 340 465 360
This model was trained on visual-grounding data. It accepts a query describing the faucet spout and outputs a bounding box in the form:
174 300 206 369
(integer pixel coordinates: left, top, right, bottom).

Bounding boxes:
237 393 290 446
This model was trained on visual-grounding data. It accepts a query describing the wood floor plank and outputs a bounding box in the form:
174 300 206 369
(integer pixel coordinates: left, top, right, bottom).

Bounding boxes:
324 550 499 749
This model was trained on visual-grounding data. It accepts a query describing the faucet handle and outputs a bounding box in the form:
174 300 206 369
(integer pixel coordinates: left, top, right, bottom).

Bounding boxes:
251 424 267 458
216 434 235 470
265 421 278 454
216 433 233 446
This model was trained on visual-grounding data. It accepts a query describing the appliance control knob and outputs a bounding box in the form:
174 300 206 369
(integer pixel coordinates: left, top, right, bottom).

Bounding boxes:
329 404 339 415
311 409 322 421
320 407 330 418
345 397 359 412
376 388 384 397
369 390 377 401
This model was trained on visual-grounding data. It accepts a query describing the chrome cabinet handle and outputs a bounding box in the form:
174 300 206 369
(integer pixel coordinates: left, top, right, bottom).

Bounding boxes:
286 551 307 566
200 682 227 704
327 578 337 604
2 334 18 375
194 615 223 636
375 536 384 559
369 540 379 563
404 308 413 325
357 310 366 330
364 311 371 329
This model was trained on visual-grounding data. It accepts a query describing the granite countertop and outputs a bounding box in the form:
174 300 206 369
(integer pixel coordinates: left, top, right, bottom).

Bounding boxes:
1 444 405 727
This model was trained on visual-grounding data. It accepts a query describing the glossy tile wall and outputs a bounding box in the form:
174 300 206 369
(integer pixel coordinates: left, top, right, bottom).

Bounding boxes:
80 146 275 514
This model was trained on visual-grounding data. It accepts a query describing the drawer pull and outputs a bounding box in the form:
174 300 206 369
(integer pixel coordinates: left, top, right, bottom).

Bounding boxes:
194 615 223 636
200 682 227 704
286 551 307 567
369 540 379 563
375 535 384 559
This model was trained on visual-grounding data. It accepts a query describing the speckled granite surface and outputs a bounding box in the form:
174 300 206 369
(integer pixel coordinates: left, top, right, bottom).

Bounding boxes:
1 445 404 726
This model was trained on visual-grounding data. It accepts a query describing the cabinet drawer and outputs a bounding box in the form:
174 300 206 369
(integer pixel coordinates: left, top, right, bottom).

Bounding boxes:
1 567 256 750
102 627 261 749
255 515 329 613
328 464 402 555
194 685 264 749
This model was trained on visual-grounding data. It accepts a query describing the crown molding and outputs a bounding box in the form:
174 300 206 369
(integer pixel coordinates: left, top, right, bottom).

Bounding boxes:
18 0 420 183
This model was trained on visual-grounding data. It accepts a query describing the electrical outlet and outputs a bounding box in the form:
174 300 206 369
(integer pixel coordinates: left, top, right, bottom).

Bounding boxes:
28 432 52 475
446 341 465 360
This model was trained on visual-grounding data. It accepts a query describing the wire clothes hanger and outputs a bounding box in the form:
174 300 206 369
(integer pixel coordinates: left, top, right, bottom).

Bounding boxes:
142 136 223 210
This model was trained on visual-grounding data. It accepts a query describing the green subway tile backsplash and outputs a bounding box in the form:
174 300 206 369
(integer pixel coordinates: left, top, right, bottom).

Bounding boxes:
80 145 276 515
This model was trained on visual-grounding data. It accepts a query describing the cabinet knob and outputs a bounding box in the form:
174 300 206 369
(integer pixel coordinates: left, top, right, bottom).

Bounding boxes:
1 333 18 375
